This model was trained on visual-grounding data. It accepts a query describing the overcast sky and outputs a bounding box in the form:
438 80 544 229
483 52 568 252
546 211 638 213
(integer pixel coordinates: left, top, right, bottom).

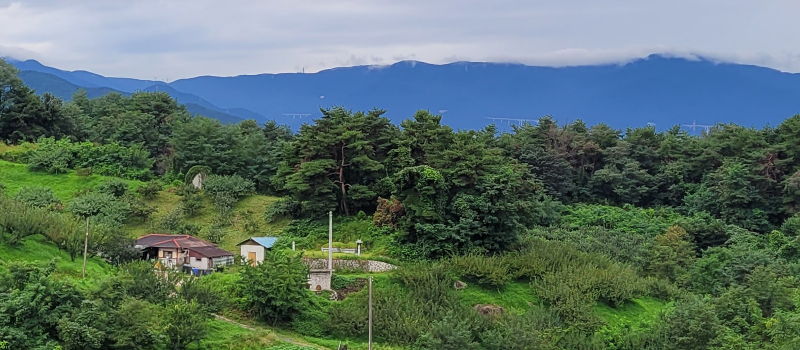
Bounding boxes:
1 0 799 80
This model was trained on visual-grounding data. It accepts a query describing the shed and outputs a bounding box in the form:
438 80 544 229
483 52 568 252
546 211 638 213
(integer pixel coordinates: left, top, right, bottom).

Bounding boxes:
236 237 278 266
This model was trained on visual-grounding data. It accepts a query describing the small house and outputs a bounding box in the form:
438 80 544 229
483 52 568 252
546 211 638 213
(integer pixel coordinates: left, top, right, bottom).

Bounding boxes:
236 237 278 266
136 234 234 273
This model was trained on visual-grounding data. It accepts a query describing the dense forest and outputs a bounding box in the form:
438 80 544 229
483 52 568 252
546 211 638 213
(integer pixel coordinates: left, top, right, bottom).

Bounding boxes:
4 56 800 350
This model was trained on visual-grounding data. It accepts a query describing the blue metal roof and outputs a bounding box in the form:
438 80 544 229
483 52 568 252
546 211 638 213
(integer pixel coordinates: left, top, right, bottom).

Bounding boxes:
246 237 278 248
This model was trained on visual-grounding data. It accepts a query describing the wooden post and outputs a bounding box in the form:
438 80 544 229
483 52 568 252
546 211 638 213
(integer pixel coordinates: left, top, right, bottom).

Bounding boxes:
82 216 89 278
368 276 373 350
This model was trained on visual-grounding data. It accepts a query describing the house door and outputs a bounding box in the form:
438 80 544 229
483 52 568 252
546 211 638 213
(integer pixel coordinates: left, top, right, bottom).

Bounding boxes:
248 252 256 266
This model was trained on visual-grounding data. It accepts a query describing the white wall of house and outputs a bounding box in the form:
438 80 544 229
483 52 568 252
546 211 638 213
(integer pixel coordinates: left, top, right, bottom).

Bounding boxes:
240 245 265 265
189 257 210 270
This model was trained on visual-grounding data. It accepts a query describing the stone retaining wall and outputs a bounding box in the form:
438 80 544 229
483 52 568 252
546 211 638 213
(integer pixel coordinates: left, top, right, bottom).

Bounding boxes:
303 258 397 273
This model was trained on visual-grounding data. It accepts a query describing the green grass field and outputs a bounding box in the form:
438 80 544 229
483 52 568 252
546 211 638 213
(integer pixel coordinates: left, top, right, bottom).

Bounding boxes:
595 297 670 333
0 159 143 200
0 234 113 289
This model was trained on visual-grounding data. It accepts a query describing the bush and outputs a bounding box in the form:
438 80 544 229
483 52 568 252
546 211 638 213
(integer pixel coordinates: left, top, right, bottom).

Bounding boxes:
292 308 328 337
176 184 199 197
239 209 260 234
203 174 255 199
264 199 301 223
94 179 129 197
331 274 357 290
26 137 73 173
136 180 161 199
181 193 204 217
201 224 227 244
203 174 255 214
98 231 140 266
450 254 512 287
123 194 157 222
239 250 311 325
14 186 61 209
75 167 93 176
0 197 61 245
69 193 131 226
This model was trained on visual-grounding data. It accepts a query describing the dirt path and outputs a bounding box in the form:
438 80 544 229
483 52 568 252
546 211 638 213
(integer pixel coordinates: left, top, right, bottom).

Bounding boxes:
212 314 330 349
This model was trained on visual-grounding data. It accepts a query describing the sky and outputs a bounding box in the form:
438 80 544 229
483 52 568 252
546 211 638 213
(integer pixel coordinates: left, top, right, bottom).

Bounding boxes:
1 0 800 80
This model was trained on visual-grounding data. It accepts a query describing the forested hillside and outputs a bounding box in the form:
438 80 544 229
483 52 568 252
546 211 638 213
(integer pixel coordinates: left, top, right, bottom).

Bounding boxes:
3 55 800 350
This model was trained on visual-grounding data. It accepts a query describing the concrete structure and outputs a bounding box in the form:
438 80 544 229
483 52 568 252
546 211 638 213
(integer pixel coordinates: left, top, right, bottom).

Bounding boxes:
308 269 332 291
236 237 278 266
191 173 206 189
136 234 234 273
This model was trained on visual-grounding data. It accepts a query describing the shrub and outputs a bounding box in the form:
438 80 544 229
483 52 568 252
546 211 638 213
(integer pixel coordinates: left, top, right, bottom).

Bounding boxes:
98 231 140 266
94 179 129 197
75 167 93 177
69 193 131 226
450 254 512 287
123 194 157 222
240 209 260 234
239 250 312 325
14 186 61 209
203 174 255 214
201 224 227 244
176 184 199 197
292 308 328 337
331 274 357 290
264 199 301 223
181 193 204 217
0 197 60 245
203 174 255 199
162 299 209 350
136 180 161 199
26 137 73 173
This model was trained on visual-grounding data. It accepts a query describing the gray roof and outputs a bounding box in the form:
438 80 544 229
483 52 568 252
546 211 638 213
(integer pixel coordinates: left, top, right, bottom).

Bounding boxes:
237 237 278 248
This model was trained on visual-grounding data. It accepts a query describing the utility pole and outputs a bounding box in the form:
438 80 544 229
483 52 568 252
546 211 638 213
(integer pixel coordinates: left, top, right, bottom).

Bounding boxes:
368 276 373 350
82 216 89 278
328 211 333 271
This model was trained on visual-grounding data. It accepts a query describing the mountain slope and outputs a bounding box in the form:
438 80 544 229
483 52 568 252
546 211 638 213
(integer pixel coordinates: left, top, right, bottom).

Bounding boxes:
18 70 126 99
13 55 800 131
169 55 800 130
17 71 244 123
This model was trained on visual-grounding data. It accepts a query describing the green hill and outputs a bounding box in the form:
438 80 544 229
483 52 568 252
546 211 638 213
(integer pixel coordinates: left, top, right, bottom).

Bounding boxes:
0 159 143 200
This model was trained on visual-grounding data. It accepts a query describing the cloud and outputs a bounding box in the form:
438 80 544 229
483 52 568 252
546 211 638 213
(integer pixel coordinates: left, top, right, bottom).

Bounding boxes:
3 1 800 78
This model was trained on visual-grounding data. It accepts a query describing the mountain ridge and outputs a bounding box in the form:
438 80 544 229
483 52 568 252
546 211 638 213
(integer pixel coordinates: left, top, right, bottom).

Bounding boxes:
10 55 800 131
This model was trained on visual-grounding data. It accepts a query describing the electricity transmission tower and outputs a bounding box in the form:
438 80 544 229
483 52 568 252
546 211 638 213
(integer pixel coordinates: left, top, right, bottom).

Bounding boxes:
283 113 311 119
682 120 713 133
486 117 538 126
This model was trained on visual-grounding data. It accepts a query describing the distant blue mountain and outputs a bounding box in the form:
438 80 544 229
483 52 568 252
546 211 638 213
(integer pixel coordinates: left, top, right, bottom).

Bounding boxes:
11 55 800 131
168 55 800 131
15 69 243 123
